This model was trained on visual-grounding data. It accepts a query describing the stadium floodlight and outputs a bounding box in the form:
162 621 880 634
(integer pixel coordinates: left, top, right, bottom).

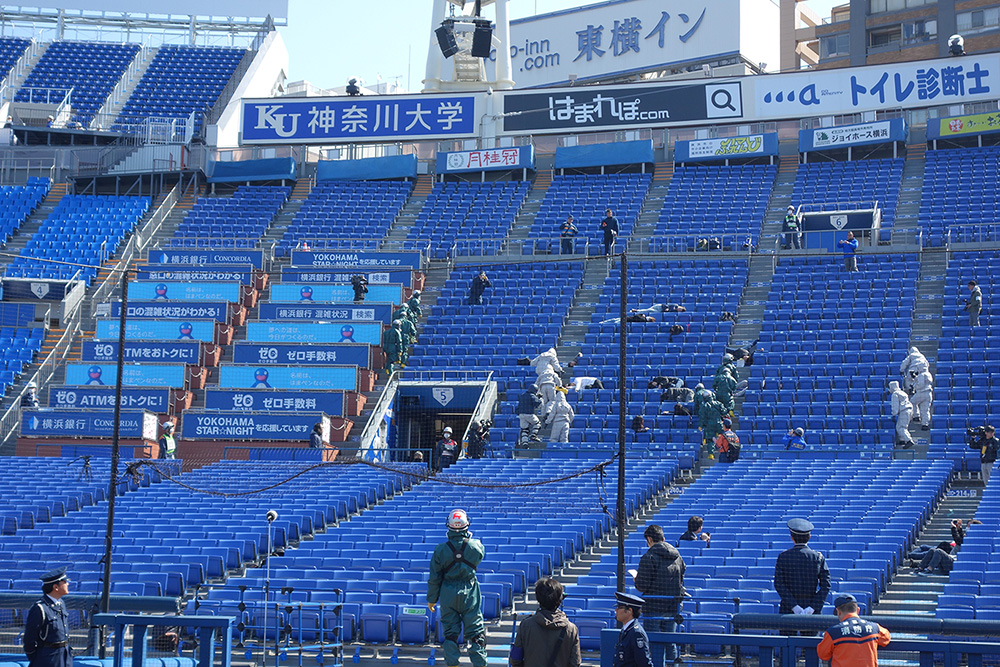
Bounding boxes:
949 34 965 56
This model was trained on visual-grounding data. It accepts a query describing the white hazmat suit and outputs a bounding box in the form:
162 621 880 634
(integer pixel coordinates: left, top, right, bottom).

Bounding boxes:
547 391 575 443
890 380 914 447
900 347 929 393
911 369 934 427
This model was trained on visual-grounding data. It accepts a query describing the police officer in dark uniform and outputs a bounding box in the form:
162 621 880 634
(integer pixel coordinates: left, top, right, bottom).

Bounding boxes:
24 566 73 667
613 592 652 667
774 519 832 617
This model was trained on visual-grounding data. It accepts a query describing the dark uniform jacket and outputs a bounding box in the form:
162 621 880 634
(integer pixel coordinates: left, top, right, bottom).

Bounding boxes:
612 620 652 667
24 595 72 667
774 543 832 614
510 608 581 667
634 542 685 616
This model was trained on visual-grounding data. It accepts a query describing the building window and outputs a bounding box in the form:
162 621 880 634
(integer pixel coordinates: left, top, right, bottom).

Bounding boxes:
870 0 933 12
903 19 937 43
957 7 1000 34
821 33 850 58
869 25 902 48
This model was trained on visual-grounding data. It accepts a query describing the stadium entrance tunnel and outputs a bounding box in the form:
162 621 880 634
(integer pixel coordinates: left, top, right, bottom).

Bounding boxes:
362 375 498 463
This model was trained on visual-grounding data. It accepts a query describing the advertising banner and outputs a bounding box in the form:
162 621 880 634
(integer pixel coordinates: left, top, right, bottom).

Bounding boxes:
21 409 157 439
289 251 422 269
218 365 357 391
150 248 266 269
233 342 370 368
129 281 242 302
752 53 1000 120
258 302 394 323
48 386 172 412
242 94 479 144
928 110 1000 138
269 284 402 304
500 0 747 88
501 80 743 133
204 388 344 416
95 318 217 343
800 118 906 151
436 145 534 173
81 340 200 365
674 132 778 162
180 411 328 441
246 321 382 345
110 301 229 322
137 266 256 283
280 268 414 286
64 363 188 388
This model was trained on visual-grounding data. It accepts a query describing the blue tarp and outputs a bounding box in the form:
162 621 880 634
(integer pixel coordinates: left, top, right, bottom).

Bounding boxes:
554 139 654 169
316 154 417 181
208 157 296 183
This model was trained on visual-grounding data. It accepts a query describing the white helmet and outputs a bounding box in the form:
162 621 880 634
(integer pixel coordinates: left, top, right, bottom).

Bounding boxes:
26 381 37 389
161 421 174 430
447 509 470 530
443 426 452 435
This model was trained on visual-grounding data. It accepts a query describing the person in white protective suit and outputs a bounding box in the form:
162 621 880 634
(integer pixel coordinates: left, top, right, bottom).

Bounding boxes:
546 387 575 443
900 347 929 394
889 381 915 449
531 347 563 377
911 369 934 430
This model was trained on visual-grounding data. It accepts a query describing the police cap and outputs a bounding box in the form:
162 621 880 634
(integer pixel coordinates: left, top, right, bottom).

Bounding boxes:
615 592 644 609
40 566 68 585
787 518 814 535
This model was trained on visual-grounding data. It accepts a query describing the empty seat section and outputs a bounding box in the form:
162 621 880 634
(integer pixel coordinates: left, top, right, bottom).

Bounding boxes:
168 185 290 248
920 146 1000 247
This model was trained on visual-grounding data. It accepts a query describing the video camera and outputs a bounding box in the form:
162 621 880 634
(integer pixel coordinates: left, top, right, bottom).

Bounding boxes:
350 274 369 292
967 425 988 448
478 419 492 435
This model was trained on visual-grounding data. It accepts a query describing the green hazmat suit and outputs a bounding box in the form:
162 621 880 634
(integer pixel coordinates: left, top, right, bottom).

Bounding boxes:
713 367 737 413
699 393 726 442
393 306 417 346
407 294 422 319
381 321 402 368
427 528 487 667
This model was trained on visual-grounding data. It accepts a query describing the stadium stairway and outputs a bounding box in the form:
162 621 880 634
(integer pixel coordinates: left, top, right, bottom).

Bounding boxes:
626 162 672 251
6 41 48 98
505 170 552 242
383 180 428 243
92 45 158 127
892 126 928 246
757 148 799 252
0 183 68 261
872 477 982 618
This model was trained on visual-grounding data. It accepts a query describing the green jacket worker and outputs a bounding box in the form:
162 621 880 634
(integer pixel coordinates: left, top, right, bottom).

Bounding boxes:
427 509 486 667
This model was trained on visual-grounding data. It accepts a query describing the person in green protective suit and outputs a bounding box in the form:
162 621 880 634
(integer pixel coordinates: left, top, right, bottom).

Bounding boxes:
381 320 403 371
393 305 417 347
713 366 737 415
427 509 487 667
407 290 422 319
698 390 726 450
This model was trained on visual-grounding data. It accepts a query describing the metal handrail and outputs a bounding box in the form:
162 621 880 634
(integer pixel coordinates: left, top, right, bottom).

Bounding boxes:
0 308 80 450
946 222 1000 247
90 44 152 130
357 370 400 461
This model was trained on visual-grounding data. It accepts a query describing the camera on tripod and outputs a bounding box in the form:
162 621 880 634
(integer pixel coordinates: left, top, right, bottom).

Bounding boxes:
967 425 987 448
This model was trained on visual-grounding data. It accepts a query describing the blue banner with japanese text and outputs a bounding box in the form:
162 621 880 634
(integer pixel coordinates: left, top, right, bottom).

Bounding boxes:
110 301 229 322
149 248 266 269
241 94 479 144
218 365 357 391
95 318 217 343
137 265 256 283
81 340 200 365
257 303 394 323
180 410 327 441
280 268 414 286
64 363 188 388
204 388 344 416
246 321 382 345
233 342 370 368
129 281 242 302
21 409 156 439
48 386 172 412
269 284 402 304
288 251 422 269
799 118 907 152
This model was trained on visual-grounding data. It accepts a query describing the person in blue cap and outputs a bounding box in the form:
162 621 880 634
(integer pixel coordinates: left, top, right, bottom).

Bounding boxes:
613 592 652 667
24 566 72 667
559 214 578 255
774 519 831 621
817 594 890 666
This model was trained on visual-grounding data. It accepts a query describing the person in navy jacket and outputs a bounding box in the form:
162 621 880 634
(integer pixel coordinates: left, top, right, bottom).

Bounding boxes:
612 592 652 667
24 567 73 667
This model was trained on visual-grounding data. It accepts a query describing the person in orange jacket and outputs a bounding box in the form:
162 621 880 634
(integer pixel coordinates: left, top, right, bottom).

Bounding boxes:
817 594 890 667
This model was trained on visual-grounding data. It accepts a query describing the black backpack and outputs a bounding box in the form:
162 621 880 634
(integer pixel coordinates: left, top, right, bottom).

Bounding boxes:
724 432 741 462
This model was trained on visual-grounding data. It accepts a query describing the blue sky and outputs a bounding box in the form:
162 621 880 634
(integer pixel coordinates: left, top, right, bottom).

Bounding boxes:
280 0 842 92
